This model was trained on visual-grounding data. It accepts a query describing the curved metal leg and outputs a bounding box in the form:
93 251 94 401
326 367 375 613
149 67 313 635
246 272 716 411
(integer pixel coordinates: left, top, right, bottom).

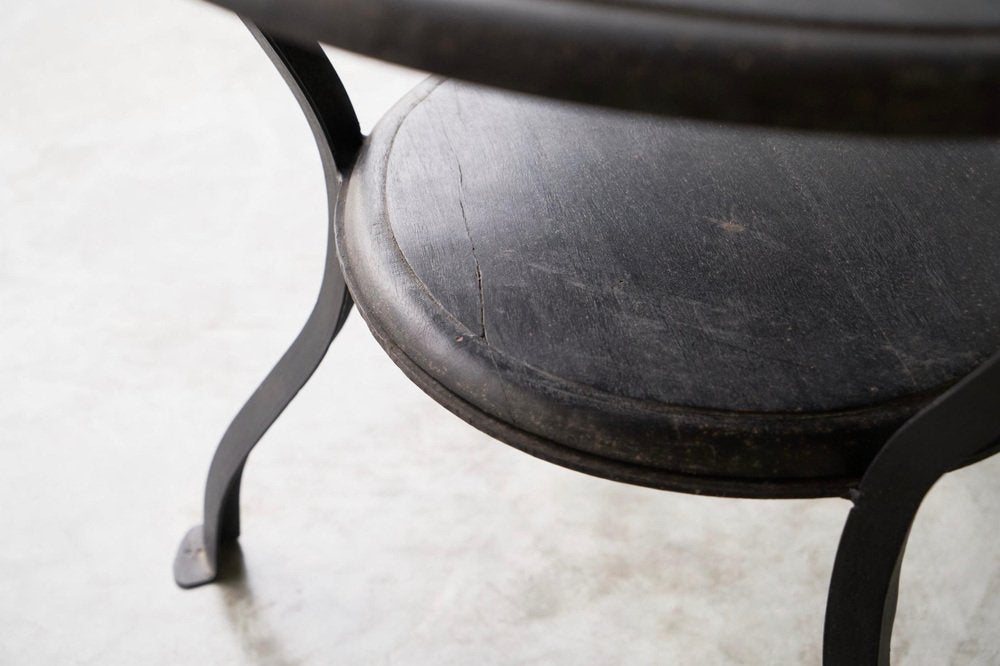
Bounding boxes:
823 351 1000 664
174 22 362 588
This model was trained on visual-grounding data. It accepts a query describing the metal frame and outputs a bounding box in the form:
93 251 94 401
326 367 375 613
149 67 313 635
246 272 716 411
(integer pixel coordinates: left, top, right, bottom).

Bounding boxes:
175 21 1000 664
173 22 361 588
824 350 1000 664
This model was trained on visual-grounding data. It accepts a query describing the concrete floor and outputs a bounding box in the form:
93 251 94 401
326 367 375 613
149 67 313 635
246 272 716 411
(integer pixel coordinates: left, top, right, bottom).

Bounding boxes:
2 1 999 664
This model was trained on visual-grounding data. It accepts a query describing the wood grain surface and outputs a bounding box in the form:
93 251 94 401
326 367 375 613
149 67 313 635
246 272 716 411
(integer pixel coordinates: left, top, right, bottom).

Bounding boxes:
338 79 1000 497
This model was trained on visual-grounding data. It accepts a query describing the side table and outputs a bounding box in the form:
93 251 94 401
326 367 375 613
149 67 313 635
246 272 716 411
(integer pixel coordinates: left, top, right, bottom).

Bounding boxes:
173 3 1000 663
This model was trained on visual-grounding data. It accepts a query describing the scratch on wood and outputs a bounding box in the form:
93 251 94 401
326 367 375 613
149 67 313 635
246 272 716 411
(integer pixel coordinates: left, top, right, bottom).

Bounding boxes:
443 126 487 340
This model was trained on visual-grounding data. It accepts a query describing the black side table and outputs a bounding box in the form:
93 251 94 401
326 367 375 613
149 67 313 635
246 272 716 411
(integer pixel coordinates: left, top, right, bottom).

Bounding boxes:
173 2 1000 664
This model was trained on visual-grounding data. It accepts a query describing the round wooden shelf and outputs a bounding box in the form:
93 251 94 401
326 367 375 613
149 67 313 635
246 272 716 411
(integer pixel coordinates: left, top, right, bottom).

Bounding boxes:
337 79 1000 498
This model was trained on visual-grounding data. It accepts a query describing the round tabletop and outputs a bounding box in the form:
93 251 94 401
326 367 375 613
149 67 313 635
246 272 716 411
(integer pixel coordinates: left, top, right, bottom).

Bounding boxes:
209 0 1000 135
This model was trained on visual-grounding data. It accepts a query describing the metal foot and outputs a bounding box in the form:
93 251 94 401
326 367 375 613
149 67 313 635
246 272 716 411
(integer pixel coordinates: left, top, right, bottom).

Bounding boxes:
823 351 1000 664
174 525 214 588
174 21 362 588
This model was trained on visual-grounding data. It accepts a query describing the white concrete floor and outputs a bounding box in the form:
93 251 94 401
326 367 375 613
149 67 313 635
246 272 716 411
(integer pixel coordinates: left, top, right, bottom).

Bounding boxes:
2 1 999 664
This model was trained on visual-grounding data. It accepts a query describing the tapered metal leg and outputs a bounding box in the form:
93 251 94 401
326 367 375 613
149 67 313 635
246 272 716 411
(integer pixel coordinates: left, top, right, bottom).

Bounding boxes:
174 22 362 588
823 351 1000 664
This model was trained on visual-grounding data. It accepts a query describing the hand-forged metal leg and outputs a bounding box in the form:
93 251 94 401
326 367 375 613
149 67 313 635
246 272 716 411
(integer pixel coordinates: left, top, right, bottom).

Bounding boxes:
824 351 1000 664
174 21 362 588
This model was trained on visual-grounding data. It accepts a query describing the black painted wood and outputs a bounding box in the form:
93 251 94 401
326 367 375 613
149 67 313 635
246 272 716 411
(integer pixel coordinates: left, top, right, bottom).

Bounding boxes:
206 0 1000 135
337 79 1000 498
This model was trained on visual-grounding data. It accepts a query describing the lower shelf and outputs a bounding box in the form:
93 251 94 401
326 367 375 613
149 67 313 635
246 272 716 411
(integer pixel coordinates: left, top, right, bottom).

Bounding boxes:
336 77 1000 497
